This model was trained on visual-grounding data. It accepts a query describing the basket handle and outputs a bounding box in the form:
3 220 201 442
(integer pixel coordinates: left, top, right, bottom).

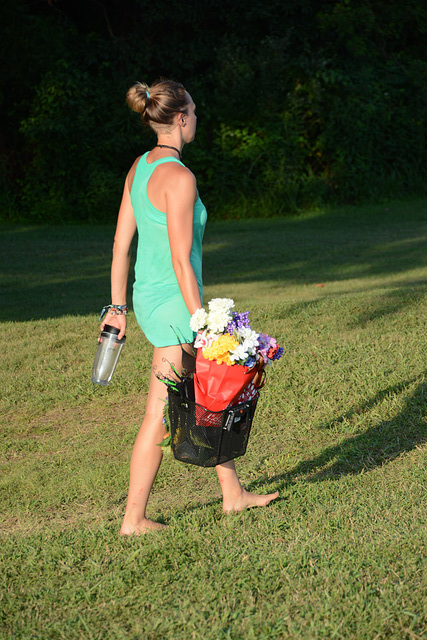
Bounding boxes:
254 368 266 390
250 357 266 390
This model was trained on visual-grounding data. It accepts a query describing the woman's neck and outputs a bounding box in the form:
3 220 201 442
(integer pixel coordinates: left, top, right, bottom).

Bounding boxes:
155 142 182 160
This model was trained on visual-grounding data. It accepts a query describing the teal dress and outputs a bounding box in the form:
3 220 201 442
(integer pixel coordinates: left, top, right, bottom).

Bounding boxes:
131 152 207 347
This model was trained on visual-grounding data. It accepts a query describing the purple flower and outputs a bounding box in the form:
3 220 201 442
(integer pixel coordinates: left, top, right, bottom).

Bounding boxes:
256 333 273 359
270 346 284 361
226 311 251 334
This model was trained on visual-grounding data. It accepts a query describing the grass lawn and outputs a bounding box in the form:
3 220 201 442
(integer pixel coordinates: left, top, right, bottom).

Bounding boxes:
1 199 426 639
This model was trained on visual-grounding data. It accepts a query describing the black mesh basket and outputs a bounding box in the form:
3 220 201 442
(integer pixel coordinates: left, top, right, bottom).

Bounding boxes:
167 387 259 467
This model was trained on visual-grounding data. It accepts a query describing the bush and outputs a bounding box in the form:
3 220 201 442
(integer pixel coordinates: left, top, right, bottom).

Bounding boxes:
2 0 427 221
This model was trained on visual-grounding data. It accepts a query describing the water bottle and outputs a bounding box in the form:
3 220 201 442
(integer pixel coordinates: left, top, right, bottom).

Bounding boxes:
91 324 126 386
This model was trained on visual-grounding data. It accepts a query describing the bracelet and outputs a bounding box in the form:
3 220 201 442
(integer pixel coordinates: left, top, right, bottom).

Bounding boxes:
109 308 128 316
98 304 128 321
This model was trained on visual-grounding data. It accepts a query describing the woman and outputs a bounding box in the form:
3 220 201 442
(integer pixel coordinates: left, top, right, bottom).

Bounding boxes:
101 79 278 534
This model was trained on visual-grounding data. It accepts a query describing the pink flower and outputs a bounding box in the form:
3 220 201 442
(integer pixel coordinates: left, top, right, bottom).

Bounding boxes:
194 330 217 350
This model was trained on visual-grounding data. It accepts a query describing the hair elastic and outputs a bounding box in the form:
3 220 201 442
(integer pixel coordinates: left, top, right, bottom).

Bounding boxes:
146 90 150 99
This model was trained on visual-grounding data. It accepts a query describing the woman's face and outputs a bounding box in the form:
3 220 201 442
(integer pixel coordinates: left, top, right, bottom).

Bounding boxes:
182 95 197 143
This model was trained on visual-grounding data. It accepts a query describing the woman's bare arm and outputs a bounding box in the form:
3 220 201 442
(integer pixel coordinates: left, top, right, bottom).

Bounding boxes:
100 160 138 339
165 164 202 316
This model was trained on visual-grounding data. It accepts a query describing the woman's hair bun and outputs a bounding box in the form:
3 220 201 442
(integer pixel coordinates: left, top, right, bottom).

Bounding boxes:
126 82 150 114
126 78 188 130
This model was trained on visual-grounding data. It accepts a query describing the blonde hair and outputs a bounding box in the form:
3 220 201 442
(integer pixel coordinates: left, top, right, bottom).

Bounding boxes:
126 79 190 133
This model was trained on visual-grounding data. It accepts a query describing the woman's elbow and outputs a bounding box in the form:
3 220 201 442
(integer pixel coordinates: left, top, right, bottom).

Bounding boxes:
172 256 191 281
113 239 132 259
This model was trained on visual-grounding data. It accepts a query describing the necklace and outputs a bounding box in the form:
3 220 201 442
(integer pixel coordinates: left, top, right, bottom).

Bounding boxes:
156 144 182 160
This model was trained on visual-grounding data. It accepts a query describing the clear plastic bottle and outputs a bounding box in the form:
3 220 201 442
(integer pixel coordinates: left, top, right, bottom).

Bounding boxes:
91 324 126 386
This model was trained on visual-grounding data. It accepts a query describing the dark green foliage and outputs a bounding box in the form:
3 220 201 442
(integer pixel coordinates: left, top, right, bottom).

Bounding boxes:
1 0 427 222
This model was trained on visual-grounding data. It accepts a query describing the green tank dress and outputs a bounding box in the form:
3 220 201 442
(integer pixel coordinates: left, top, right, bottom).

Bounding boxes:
131 152 207 347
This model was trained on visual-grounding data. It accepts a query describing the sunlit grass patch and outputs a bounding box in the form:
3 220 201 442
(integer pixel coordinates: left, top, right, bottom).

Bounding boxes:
1 199 426 639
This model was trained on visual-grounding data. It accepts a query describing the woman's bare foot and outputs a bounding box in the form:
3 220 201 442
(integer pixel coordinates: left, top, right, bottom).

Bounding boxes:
223 489 279 514
120 517 166 536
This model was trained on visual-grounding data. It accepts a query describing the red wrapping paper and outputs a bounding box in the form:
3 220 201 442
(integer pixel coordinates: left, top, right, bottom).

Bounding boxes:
193 348 263 413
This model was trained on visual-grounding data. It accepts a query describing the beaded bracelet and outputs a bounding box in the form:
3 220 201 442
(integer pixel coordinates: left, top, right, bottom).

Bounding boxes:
98 304 128 321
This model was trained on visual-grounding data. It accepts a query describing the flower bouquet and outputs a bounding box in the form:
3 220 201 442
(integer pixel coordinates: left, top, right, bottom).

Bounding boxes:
190 298 283 414
158 298 282 466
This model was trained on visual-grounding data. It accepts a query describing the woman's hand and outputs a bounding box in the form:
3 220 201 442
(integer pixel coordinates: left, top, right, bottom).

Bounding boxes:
100 311 127 340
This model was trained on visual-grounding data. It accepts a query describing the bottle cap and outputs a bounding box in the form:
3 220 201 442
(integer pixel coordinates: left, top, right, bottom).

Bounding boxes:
102 324 120 335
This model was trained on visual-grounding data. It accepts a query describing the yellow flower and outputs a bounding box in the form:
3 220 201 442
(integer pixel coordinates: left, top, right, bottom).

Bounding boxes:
203 333 239 366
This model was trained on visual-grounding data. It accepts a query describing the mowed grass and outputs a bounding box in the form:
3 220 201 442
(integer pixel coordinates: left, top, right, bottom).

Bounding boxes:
0 199 426 639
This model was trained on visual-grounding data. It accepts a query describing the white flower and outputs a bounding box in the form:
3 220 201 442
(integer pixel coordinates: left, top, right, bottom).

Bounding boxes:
207 309 233 334
190 308 208 332
208 298 235 314
237 327 259 352
230 343 249 362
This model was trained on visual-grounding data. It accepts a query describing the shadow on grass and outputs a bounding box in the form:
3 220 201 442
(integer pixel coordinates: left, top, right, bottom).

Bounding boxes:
203 208 427 290
278 282 427 328
129 374 426 524
1 225 116 322
108 375 427 525
345 286 427 328
249 373 426 493
1 200 426 322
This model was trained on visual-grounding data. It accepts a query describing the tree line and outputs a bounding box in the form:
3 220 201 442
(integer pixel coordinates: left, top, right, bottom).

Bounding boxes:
1 0 427 222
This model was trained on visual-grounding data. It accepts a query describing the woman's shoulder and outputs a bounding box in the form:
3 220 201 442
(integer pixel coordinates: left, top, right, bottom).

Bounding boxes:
154 158 196 185
129 154 145 174
126 155 145 190
166 162 196 191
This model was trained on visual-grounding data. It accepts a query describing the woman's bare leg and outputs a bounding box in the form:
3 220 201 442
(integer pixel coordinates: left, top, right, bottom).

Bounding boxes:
120 344 190 535
216 459 279 513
